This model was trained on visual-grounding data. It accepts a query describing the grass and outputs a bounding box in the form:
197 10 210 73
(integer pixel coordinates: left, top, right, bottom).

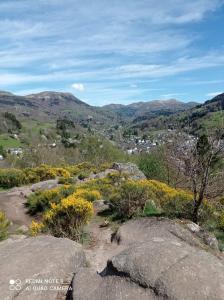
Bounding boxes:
0 134 22 148
201 111 224 130
21 120 54 134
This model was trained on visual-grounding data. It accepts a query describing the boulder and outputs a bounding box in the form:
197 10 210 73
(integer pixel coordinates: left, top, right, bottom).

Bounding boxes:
113 217 214 250
73 268 157 300
73 218 224 300
110 239 224 300
112 162 146 180
0 235 86 300
30 179 59 192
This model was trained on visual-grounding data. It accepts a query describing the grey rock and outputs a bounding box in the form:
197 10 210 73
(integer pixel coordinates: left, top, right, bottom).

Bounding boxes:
73 218 224 300
18 225 29 233
186 222 219 250
31 179 59 192
112 162 146 180
111 239 224 300
6 234 27 241
93 200 109 212
113 218 208 250
73 268 157 300
0 235 86 300
186 222 200 233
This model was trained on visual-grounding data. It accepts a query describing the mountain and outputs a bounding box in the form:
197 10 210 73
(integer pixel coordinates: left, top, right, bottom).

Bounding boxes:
0 91 197 126
0 91 112 125
129 93 224 133
102 99 197 121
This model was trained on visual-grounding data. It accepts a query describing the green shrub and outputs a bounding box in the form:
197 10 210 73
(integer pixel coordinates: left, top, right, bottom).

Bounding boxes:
138 153 167 181
78 171 89 180
110 180 151 219
0 169 27 188
0 211 10 241
58 177 76 185
0 165 71 188
143 200 162 217
26 185 76 215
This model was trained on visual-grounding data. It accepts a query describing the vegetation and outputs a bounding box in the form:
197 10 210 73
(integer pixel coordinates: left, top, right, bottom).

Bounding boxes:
0 165 70 188
0 211 10 241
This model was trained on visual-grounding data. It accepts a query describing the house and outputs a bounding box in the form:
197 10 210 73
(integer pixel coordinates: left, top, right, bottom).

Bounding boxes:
8 148 23 155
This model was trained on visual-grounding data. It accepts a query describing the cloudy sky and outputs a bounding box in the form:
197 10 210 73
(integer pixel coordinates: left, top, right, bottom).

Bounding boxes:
0 0 224 105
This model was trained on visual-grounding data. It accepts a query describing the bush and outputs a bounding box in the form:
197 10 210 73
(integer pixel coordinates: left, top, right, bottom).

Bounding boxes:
218 211 224 230
41 195 93 240
110 179 194 220
110 180 151 219
0 165 71 188
143 200 162 217
26 185 76 215
0 211 10 241
138 153 167 181
74 189 101 202
0 169 27 188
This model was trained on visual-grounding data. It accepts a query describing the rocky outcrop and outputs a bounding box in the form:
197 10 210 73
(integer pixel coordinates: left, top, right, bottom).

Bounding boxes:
112 162 146 180
73 218 224 300
0 235 86 300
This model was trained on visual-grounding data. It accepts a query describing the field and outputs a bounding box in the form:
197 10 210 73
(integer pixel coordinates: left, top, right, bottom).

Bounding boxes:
0 134 22 148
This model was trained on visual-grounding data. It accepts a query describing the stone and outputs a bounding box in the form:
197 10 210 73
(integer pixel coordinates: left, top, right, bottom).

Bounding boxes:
73 218 224 300
0 235 86 300
18 225 29 233
93 200 109 212
186 222 200 233
112 162 146 180
73 268 157 300
31 179 59 192
111 240 224 299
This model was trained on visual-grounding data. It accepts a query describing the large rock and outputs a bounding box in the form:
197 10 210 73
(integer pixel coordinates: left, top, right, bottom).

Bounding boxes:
73 268 157 300
111 240 224 299
73 218 224 300
0 235 86 300
30 179 59 192
112 162 146 180
113 217 219 251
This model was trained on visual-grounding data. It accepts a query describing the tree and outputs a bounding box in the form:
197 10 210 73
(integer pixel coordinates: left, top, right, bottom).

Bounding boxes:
171 132 224 223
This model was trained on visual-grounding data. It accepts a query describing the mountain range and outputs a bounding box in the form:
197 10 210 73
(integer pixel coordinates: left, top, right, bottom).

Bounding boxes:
0 90 223 135
0 90 197 123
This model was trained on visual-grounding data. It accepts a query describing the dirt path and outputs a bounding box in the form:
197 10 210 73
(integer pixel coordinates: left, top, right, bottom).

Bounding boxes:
0 180 58 230
83 215 124 273
0 187 32 228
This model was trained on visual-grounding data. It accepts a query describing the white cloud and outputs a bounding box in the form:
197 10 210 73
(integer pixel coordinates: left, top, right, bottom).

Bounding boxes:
206 91 223 97
71 83 85 91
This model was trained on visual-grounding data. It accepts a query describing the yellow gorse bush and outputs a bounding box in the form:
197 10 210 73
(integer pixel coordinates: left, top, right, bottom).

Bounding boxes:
40 194 93 240
29 221 44 236
0 210 10 241
74 189 101 202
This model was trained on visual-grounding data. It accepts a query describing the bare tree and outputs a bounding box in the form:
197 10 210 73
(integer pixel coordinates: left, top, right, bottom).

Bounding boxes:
170 132 224 223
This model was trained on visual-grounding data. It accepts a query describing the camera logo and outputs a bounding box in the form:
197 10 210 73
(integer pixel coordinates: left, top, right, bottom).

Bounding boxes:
9 279 22 291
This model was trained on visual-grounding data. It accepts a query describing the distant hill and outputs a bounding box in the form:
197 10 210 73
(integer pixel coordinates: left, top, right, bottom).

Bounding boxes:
0 91 113 125
102 99 197 121
129 93 224 133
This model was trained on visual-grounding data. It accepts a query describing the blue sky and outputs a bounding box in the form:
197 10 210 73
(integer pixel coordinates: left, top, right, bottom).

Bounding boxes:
0 0 224 106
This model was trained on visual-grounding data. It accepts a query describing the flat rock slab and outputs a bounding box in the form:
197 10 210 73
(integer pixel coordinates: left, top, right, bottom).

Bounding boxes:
73 268 158 300
73 218 224 300
0 235 86 300
111 239 224 300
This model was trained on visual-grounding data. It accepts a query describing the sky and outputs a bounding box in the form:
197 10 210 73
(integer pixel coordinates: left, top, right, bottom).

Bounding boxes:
0 0 224 106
